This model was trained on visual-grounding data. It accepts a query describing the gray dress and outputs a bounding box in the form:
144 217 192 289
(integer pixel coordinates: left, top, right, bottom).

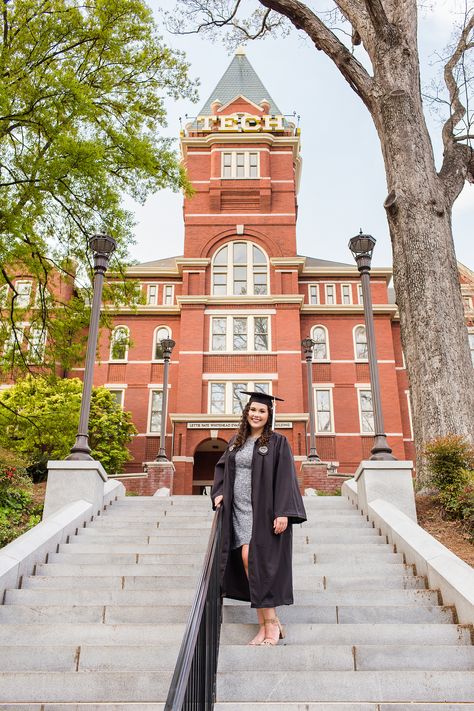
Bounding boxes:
232 436 257 549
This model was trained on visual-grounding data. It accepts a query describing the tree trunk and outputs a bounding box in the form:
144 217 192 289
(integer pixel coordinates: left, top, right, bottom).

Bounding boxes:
370 40 474 483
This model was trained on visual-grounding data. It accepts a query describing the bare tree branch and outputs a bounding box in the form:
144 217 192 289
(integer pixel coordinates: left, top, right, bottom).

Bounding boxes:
442 11 474 149
258 0 374 107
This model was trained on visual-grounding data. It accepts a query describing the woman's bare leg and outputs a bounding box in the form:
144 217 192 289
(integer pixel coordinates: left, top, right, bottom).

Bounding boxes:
242 545 266 645
261 607 283 645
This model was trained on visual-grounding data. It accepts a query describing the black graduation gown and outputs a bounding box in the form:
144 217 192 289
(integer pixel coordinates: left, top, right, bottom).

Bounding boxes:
211 431 307 608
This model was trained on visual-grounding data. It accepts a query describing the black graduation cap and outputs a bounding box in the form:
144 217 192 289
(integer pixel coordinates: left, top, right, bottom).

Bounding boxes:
239 391 284 429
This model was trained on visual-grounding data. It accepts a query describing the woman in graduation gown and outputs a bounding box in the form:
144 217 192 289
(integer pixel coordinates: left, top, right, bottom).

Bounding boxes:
211 391 307 646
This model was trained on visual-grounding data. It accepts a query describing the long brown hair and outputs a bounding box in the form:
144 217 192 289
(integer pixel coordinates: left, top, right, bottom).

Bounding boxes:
233 401 273 450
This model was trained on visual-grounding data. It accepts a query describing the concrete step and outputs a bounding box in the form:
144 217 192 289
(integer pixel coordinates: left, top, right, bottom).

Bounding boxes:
47 552 206 565
75 530 202 545
35 563 202 577
0 623 187 645
213 705 474 711
293 563 415 576
294 520 374 529
324 575 427 590
22 575 198 590
0 644 182 671
222 605 454 624
60 542 210 554
0 671 173 702
5 588 196 606
0 604 195 624
219 623 472 646
215 670 474 702
0 705 166 711
217 644 474 671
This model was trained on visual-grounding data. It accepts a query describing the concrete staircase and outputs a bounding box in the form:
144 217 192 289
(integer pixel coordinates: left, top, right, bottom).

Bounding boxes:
215 495 474 710
0 495 213 708
0 494 472 709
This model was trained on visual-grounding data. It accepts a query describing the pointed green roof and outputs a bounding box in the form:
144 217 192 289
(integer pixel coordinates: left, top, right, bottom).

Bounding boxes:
199 48 282 115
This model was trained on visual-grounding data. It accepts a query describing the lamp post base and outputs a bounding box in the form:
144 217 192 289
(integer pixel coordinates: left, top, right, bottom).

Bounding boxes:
66 435 93 461
155 449 169 463
370 434 397 461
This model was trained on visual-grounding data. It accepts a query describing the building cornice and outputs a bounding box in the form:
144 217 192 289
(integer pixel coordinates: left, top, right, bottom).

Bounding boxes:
300 304 398 316
170 413 309 423
301 265 392 282
177 295 304 306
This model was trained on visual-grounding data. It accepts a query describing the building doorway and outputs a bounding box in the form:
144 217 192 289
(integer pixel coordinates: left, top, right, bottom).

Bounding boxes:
193 438 228 495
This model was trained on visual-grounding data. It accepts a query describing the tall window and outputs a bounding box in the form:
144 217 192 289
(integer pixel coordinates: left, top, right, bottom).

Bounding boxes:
15 281 32 308
154 326 171 360
358 389 374 433
469 331 474 366
163 285 174 305
3 325 25 355
108 389 125 408
311 325 329 361
222 151 259 178
210 316 269 352
0 284 8 308
357 284 364 304
212 242 268 296
110 326 129 361
147 285 157 305
27 328 47 363
149 390 163 432
325 284 335 305
341 284 352 305
308 284 319 305
354 325 368 360
315 389 333 433
209 381 270 414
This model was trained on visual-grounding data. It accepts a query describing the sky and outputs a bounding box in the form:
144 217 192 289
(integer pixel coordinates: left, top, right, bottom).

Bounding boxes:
124 0 473 270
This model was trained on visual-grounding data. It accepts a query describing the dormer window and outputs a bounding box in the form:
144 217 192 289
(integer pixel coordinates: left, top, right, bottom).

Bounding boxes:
212 241 268 296
222 151 259 179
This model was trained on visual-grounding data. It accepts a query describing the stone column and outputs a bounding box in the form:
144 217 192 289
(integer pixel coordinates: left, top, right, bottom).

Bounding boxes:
144 461 176 496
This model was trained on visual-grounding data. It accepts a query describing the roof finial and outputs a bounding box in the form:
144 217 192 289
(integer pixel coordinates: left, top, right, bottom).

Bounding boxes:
235 46 246 56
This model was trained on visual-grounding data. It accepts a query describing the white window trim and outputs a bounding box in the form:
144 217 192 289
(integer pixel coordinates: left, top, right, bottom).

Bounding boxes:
314 386 335 434
311 324 330 362
341 283 353 305
405 389 414 440
14 280 33 308
152 325 172 362
308 283 319 305
356 385 374 434
26 326 47 363
353 324 368 362
212 241 270 297
3 322 26 355
208 380 272 415
221 150 260 179
106 387 126 409
163 284 175 305
147 284 157 306
110 325 130 362
468 328 474 367
147 387 166 435
0 284 8 307
209 315 271 353
324 283 336 305
357 283 364 305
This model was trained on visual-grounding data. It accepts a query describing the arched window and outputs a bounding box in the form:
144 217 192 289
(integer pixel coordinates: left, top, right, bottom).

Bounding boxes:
311 325 329 361
212 241 268 296
354 325 368 360
153 325 171 360
110 326 129 361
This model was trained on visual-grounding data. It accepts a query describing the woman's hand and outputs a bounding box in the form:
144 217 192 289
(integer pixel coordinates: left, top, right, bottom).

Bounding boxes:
273 516 288 534
214 495 223 508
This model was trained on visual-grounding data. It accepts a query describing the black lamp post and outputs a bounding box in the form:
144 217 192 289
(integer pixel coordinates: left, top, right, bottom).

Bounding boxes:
301 337 320 461
67 233 117 460
349 230 396 461
156 338 176 462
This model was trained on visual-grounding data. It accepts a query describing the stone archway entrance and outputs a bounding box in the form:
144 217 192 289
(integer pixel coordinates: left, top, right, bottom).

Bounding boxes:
192 438 227 495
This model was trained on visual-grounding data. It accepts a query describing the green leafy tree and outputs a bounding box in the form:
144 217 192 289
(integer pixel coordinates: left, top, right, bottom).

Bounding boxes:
0 375 137 476
0 0 197 374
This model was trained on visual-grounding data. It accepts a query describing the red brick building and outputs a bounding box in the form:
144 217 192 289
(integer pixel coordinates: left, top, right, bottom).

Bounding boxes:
68 49 474 495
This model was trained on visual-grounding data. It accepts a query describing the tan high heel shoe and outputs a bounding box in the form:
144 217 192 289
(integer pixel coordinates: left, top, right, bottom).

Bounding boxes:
248 623 266 645
260 617 285 646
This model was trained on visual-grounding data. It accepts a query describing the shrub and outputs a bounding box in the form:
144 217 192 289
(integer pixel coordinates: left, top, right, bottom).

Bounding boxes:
424 435 474 539
0 447 42 547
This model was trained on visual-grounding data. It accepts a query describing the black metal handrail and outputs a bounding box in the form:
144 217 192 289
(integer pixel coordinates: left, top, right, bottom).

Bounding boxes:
164 505 223 711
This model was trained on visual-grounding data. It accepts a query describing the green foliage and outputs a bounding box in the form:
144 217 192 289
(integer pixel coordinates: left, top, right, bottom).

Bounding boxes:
0 447 42 547
0 0 197 375
0 375 137 479
425 435 474 538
